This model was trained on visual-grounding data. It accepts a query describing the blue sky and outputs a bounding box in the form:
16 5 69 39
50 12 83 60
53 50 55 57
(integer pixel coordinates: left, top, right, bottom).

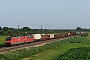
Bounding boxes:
0 0 90 29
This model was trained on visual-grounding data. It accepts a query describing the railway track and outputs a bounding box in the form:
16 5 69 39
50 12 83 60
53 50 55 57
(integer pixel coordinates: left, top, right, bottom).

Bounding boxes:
0 36 79 54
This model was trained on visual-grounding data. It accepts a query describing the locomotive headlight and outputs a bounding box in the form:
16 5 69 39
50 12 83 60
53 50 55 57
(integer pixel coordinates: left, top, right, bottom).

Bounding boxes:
9 41 11 43
5 41 7 42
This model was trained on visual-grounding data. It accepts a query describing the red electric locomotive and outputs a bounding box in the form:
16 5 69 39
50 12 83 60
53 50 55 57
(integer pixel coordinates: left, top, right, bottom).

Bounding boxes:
5 35 34 46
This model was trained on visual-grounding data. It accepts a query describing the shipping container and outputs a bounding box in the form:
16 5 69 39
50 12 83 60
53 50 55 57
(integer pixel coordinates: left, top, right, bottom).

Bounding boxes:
76 32 80 35
59 34 62 38
46 34 54 39
62 34 65 37
68 33 70 36
34 34 41 41
70 32 76 36
80 32 84 35
54 34 62 38
65 33 68 37
57 34 62 38
40 35 50 40
54 34 58 38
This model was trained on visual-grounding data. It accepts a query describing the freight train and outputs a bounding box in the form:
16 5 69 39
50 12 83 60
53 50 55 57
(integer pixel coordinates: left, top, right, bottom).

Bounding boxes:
5 32 82 46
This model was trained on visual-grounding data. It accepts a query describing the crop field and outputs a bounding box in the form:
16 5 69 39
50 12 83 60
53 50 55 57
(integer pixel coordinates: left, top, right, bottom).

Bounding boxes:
55 47 90 60
28 43 90 60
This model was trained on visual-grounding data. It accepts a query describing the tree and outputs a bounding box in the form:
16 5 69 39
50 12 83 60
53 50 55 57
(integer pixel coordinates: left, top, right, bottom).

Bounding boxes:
76 27 82 31
22 27 31 31
0 26 2 30
3 27 8 31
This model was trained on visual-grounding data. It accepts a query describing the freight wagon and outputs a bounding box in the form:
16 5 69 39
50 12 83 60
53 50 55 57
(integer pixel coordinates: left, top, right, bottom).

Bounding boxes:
34 34 50 41
61 34 66 37
70 32 76 36
40 35 50 40
34 34 41 41
5 32 80 46
46 34 54 39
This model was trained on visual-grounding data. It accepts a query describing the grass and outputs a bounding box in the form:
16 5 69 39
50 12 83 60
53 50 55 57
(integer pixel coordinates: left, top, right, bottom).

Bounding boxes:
66 34 90 44
85 34 90 39
27 43 90 60
0 36 9 47
0 36 6 45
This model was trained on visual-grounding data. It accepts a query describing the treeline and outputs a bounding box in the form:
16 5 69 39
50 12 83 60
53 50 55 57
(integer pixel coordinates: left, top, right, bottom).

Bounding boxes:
0 26 72 36
0 26 89 36
76 27 90 32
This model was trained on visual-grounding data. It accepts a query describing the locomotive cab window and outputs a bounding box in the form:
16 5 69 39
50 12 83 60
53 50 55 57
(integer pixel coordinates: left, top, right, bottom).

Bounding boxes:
6 37 11 41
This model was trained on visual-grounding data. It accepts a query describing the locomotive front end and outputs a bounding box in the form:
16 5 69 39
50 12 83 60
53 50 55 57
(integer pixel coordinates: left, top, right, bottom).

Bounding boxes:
5 37 12 45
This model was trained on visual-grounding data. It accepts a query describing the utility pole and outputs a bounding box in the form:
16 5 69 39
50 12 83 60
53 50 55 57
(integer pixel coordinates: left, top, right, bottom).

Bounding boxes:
41 25 42 35
18 25 19 30
41 25 42 30
18 25 20 36
45 27 46 34
45 27 46 30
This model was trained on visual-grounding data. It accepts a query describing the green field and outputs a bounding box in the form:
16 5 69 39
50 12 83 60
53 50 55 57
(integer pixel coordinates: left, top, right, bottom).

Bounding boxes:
27 43 90 60
0 35 90 60
56 47 90 60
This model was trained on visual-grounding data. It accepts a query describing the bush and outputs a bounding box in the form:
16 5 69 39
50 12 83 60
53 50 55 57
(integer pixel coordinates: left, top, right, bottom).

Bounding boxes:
81 33 88 37
68 37 88 43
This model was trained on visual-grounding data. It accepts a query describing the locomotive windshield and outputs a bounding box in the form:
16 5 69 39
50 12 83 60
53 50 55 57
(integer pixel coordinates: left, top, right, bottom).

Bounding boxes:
6 37 11 41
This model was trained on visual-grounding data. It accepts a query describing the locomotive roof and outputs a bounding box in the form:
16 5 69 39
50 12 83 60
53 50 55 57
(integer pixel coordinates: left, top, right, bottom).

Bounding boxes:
13 36 22 38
